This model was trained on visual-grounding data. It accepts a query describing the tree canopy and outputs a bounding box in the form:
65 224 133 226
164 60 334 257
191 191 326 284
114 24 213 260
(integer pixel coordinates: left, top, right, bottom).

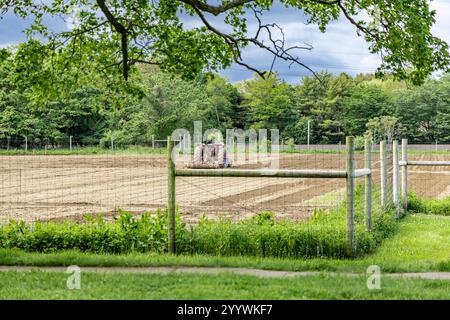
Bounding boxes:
1 0 449 84
1 44 449 146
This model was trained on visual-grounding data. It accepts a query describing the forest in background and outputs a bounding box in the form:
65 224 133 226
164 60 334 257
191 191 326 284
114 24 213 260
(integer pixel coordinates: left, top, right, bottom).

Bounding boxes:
1 42 449 147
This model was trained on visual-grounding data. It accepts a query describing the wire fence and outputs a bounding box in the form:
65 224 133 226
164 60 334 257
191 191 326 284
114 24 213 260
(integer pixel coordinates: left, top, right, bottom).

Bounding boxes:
406 144 450 199
0 136 448 225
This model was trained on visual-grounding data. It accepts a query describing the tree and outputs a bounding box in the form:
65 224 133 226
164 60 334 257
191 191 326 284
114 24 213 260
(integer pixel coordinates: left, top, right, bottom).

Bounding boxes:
295 72 354 143
435 112 450 144
1 0 448 84
0 42 119 145
393 75 450 143
240 73 295 140
340 85 393 137
204 74 241 130
283 117 318 144
102 70 215 145
366 116 405 143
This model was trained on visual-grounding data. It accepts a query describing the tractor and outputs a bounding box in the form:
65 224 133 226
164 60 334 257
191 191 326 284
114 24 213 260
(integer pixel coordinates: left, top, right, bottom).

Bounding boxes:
187 140 232 169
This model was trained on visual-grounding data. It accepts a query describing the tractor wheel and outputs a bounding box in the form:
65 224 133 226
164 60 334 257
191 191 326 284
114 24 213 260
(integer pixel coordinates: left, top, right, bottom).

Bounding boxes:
218 145 225 166
194 144 203 164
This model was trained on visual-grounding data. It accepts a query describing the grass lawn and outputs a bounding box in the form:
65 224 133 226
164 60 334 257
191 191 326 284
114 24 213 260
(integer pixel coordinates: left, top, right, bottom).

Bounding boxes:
0 214 449 273
0 214 448 299
0 270 448 299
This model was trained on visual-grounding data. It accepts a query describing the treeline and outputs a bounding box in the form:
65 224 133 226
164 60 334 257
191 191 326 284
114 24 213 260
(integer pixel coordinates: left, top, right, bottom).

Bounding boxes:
0 42 449 147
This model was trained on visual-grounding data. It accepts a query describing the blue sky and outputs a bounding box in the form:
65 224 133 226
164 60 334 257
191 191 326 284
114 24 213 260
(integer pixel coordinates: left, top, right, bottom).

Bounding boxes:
1 1 449 84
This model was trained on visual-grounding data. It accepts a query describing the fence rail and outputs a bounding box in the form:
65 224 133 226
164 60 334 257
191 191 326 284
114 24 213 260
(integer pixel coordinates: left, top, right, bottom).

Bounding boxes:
402 161 450 166
397 139 450 214
167 136 375 257
175 168 349 178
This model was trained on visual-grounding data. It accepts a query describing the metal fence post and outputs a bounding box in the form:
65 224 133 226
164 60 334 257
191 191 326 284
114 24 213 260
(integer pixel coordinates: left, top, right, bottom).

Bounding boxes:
401 139 408 213
152 135 155 149
167 136 176 254
25 136 28 152
393 140 400 219
380 140 388 210
346 136 355 257
69 135 73 152
365 138 372 231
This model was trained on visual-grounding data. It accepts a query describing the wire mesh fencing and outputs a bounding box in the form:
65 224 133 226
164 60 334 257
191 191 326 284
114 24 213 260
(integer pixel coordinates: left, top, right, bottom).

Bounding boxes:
0 136 352 225
0 137 167 224
173 142 349 224
406 143 450 199
1 135 443 228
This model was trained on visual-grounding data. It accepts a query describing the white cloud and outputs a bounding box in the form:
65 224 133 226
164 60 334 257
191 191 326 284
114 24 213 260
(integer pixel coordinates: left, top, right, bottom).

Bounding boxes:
430 0 450 43
66 5 81 30
223 0 449 83
0 0 448 83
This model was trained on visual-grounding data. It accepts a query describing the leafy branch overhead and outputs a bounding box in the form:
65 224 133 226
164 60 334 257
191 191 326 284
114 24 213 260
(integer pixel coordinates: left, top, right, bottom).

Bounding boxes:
1 0 449 84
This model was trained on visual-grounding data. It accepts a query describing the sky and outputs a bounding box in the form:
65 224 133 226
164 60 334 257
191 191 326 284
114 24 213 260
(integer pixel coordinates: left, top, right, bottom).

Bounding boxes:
0 1 449 84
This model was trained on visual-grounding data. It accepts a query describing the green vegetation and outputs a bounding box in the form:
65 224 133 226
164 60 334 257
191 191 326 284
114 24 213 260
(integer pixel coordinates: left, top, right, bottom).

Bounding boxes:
1 41 450 148
0 214 448 273
183 205 395 259
3 1 449 85
408 194 450 216
0 188 396 259
0 270 449 300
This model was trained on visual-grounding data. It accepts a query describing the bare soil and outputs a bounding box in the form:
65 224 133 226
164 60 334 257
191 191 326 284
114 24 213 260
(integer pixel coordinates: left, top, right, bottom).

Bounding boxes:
0 153 448 223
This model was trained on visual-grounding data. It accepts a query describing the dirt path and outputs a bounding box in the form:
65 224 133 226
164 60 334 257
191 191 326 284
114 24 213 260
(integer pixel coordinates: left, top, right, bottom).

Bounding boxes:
0 265 449 280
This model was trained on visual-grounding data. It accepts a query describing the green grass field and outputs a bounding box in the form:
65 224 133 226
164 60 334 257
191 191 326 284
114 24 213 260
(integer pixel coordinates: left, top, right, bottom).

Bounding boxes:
0 270 448 299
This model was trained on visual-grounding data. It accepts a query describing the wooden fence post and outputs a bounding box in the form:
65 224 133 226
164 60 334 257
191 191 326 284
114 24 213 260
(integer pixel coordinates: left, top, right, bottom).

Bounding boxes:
346 136 355 257
401 139 408 213
393 140 400 219
167 136 176 254
365 138 372 231
152 135 155 149
380 140 388 210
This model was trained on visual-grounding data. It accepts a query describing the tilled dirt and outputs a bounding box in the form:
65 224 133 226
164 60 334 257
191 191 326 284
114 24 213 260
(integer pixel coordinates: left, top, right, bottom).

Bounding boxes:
0 153 448 223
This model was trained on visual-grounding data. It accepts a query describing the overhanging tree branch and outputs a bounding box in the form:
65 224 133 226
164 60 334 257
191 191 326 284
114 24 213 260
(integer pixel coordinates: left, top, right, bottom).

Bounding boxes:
96 0 130 81
178 0 255 16
190 5 318 79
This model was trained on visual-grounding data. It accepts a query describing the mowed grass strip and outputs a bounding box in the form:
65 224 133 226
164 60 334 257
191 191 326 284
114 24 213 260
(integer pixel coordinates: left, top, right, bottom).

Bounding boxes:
0 214 449 273
0 270 449 300
365 214 450 266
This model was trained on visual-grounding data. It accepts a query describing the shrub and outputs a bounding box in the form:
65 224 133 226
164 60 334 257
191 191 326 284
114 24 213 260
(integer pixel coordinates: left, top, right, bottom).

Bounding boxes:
408 193 450 216
0 209 185 254
0 190 398 259
354 135 367 151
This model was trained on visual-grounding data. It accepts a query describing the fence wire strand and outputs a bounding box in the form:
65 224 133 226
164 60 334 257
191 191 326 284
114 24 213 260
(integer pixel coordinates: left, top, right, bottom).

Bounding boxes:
0 138 449 225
